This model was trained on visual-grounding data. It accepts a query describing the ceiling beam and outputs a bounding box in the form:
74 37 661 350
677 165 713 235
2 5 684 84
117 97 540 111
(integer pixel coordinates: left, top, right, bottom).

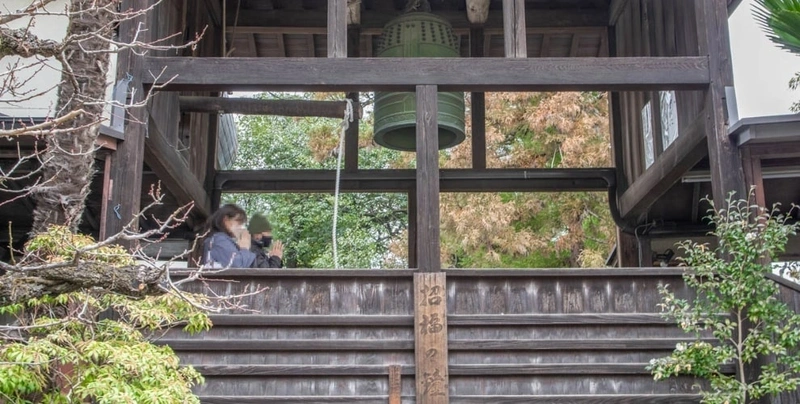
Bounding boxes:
226 9 608 29
215 168 616 193
178 96 350 118
141 56 711 92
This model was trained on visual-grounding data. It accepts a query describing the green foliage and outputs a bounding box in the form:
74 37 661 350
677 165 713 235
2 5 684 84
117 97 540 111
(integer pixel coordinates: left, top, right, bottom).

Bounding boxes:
1 227 210 403
24 225 133 265
648 195 800 404
754 0 800 55
229 93 407 268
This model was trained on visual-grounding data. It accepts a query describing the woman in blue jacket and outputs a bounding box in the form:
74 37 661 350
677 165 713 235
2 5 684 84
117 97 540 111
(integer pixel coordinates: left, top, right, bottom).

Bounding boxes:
201 204 256 268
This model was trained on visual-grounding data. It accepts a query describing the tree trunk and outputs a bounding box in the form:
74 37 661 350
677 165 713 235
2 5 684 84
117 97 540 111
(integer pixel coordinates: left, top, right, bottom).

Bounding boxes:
32 0 116 233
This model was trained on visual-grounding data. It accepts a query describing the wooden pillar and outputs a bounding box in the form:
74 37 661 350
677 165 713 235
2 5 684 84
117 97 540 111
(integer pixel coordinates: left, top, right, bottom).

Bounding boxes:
414 85 447 403
98 154 113 240
414 272 448 403
502 0 526 58
470 27 486 170
205 113 219 192
345 27 360 173
695 0 746 207
415 85 441 273
617 230 640 267
104 0 149 242
408 190 418 269
327 0 347 58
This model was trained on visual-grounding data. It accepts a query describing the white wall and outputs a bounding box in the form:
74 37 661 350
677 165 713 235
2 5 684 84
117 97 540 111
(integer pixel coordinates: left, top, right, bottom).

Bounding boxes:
0 0 117 121
730 0 800 118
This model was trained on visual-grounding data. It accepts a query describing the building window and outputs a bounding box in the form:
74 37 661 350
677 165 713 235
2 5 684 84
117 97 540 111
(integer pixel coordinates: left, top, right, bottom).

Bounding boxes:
642 100 654 168
660 91 679 148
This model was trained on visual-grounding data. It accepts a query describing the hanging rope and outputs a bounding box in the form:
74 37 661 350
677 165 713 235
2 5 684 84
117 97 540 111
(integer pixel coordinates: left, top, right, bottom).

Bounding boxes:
332 98 354 269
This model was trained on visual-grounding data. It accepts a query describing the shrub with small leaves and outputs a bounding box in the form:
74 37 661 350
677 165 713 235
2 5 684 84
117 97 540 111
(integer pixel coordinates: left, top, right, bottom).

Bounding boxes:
1 227 211 403
648 195 800 404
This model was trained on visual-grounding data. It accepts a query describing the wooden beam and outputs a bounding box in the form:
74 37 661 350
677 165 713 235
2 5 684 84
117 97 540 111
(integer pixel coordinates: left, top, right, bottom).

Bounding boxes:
141 56 712 92
205 113 218 192
618 113 707 219
470 27 486 170
609 0 631 26
327 0 347 58
144 113 212 217
416 85 441 274
247 33 258 57
414 272 449 403
502 0 527 58
408 190 417 269
695 0 746 206
228 9 608 29
105 0 148 241
215 168 615 193
178 96 349 117
345 27 360 173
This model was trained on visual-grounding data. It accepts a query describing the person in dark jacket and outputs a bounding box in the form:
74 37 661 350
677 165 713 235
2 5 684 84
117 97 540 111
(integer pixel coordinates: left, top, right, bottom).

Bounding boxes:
247 213 284 268
201 204 256 268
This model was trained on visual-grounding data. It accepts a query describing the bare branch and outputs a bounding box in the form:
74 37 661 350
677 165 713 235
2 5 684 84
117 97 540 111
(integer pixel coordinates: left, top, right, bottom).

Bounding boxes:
0 109 84 137
0 0 59 25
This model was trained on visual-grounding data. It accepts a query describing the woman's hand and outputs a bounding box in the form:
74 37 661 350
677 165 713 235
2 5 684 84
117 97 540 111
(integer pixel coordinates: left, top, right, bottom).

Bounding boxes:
237 230 251 250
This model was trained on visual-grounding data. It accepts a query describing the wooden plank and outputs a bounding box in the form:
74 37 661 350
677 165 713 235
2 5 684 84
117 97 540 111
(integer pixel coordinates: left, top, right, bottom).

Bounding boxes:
695 0 746 206
105 0 149 240
179 96 349 117
414 272 449 403
158 339 414 351
447 338 717 351
228 9 608 29
449 395 703 404
215 168 615 193
388 364 402 404
207 314 414 326
327 0 346 58
189 363 736 376
415 86 441 273
503 0 527 58
444 268 686 277
618 112 707 219
201 397 404 404
199 396 702 404
141 57 712 92
448 313 671 325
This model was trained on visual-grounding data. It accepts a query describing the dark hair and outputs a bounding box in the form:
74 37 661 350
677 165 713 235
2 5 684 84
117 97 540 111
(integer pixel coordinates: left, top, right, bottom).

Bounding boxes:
207 203 247 237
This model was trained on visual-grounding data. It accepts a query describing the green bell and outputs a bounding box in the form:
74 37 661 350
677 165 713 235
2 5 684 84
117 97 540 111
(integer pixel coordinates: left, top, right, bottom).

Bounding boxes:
373 12 466 152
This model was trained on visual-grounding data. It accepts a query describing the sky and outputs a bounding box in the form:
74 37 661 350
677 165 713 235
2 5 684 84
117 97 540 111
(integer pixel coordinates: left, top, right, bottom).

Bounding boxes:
730 0 800 118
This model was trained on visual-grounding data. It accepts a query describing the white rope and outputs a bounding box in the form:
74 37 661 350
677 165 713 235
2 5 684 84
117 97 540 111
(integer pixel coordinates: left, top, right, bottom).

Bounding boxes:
332 98 354 269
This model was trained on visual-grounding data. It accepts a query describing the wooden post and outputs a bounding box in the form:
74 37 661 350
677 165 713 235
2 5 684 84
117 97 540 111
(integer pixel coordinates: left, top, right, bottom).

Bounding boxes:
470 27 486 170
502 0 526 58
617 230 640 267
415 85 441 273
388 364 402 404
414 272 449 403
414 85 447 403
408 190 417 269
695 0 746 207
345 27 360 173
205 113 218 192
104 0 149 242
327 0 347 58
98 154 113 240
